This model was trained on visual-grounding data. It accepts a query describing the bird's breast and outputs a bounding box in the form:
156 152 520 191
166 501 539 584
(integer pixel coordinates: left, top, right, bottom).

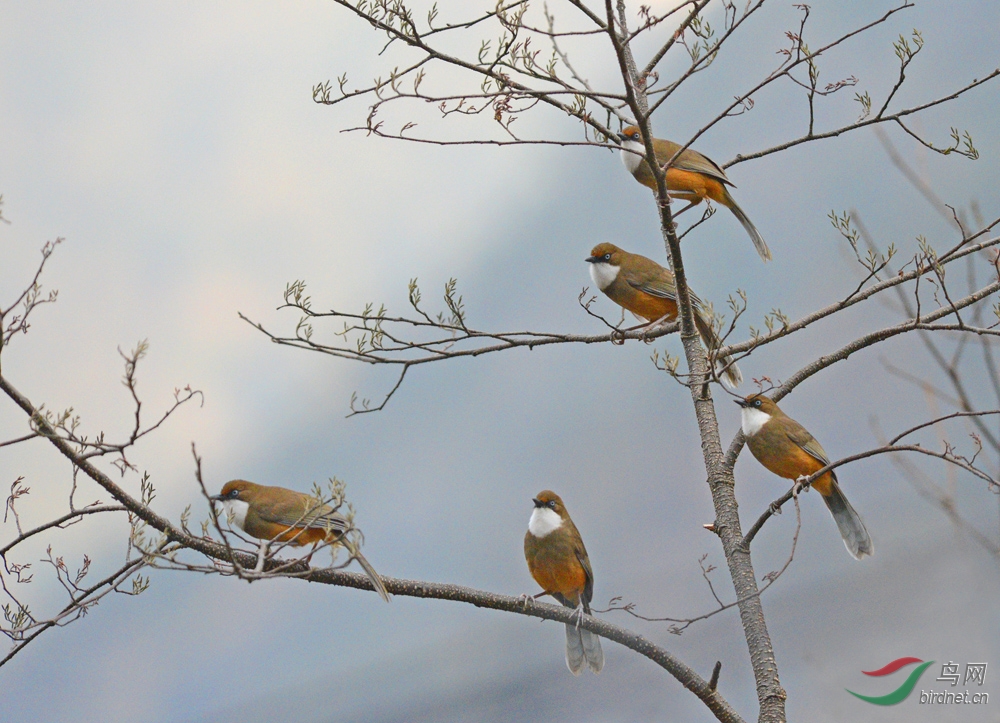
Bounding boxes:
525 532 587 601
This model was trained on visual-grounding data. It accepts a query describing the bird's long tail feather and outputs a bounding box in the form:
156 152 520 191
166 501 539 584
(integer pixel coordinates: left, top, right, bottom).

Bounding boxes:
724 192 771 262
564 623 604 675
580 627 604 673
564 623 585 675
822 480 874 560
354 549 391 602
693 309 742 388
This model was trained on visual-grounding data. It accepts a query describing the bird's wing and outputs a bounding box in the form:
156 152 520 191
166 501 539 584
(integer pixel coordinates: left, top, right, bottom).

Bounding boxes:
626 272 705 309
625 271 675 300
674 148 732 186
574 540 595 608
787 426 834 470
256 496 350 533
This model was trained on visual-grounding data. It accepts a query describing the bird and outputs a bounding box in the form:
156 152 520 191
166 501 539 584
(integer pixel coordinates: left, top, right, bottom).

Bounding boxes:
212 479 391 601
523 490 604 675
736 394 874 559
617 125 771 262
586 242 742 387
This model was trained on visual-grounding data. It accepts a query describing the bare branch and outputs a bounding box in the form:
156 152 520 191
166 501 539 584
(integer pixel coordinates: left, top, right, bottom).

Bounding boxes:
729 68 998 168
0 368 746 721
0 554 150 667
604 497 802 635
1 505 126 558
719 230 1000 359
0 433 39 449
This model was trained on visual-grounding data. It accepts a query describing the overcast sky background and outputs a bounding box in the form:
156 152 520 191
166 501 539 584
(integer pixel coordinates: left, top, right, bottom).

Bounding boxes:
2 2 999 721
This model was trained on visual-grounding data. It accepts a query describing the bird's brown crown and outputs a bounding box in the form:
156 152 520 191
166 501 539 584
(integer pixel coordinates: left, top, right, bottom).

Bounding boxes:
620 125 642 141
533 490 567 516
218 479 258 500
740 394 780 415
588 242 624 264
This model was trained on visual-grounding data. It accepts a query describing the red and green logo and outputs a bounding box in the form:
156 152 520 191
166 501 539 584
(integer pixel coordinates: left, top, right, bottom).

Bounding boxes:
847 657 935 705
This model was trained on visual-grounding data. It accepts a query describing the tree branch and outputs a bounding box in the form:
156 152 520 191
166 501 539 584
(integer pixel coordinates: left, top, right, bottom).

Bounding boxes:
0 371 744 721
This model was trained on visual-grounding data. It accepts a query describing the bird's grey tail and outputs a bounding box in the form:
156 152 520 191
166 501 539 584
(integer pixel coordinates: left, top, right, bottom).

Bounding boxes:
564 623 604 675
822 481 874 560
581 627 604 673
693 308 742 388
725 193 771 262
564 623 585 675
354 550 391 602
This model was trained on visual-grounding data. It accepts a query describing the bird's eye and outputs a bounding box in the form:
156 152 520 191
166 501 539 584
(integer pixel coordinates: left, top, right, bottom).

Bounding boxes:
753 399 761 408
603 253 611 261
229 489 240 498
547 500 556 509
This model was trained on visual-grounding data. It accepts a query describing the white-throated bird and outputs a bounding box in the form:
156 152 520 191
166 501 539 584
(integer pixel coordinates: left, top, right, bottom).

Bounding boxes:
524 490 604 675
618 125 770 262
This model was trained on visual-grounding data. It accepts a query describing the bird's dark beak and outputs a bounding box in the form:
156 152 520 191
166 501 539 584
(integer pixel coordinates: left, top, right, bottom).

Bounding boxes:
209 493 224 501
734 399 749 408
585 256 598 263
532 498 543 508
616 132 628 143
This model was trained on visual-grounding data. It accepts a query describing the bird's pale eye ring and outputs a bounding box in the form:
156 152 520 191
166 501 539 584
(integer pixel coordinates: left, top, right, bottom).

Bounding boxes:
547 500 556 509
603 253 611 261
753 399 761 408
229 489 240 498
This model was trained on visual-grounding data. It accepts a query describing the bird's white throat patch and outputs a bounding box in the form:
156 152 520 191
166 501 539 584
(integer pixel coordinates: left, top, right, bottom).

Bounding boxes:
619 138 644 174
220 499 250 530
528 507 563 538
589 261 620 290
740 407 772 438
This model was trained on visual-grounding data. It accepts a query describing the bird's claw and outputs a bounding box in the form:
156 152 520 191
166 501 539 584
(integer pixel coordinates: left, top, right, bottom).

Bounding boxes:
639 315 671 343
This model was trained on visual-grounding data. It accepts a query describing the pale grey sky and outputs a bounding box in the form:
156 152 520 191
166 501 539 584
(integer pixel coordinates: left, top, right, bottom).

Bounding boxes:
2 2 998 721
